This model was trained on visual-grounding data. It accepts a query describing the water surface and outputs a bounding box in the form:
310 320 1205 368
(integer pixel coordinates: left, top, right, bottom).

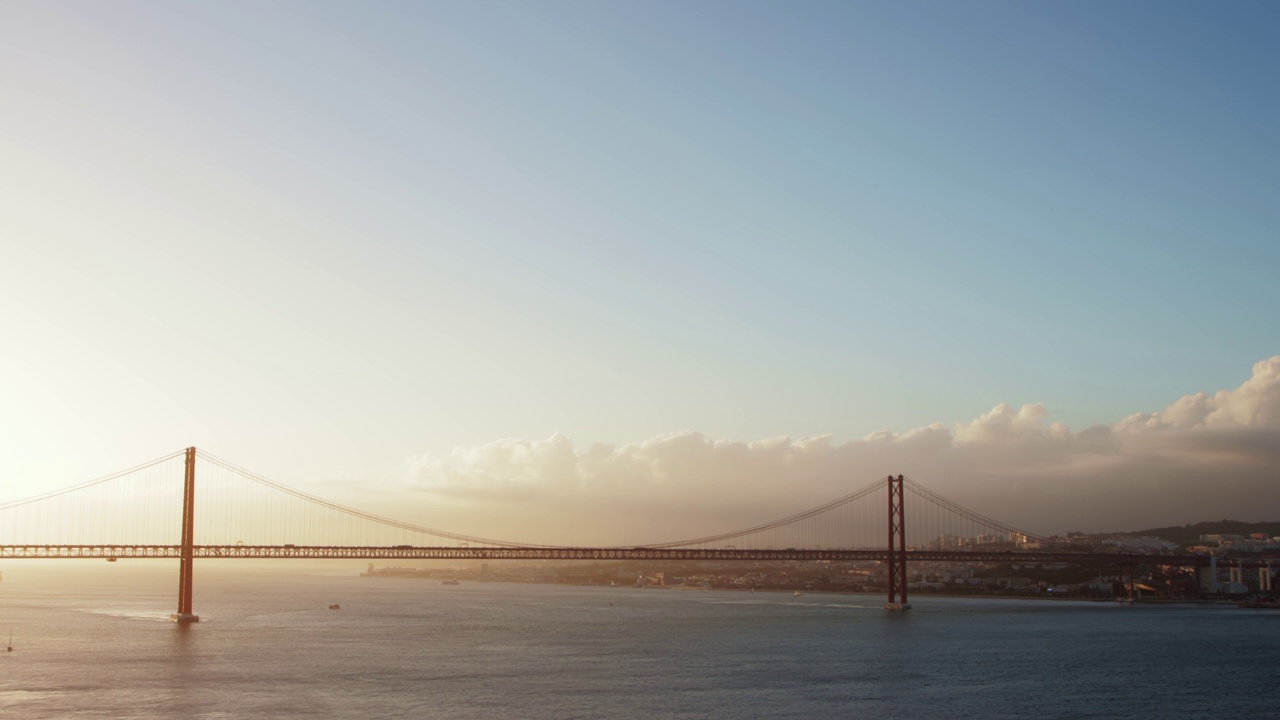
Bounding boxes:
1 564 1275 718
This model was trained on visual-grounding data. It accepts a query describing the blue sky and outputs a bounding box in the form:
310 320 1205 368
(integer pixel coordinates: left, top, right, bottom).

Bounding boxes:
1 2 1278 529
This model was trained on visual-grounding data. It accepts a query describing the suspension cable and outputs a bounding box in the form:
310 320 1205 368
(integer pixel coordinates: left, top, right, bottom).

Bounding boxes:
199 451 565 548
0 450 185 510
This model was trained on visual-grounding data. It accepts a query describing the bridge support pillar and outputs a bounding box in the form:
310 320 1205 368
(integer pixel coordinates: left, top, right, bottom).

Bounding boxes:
171 446 200 623
885 474 910 611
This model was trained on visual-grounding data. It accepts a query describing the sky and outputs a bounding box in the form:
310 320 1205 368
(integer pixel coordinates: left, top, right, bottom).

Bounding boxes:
2 1 1278 540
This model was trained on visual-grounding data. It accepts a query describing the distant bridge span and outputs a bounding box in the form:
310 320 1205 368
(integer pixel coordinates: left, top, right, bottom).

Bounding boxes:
2 447 1268 619
0 543 1234 567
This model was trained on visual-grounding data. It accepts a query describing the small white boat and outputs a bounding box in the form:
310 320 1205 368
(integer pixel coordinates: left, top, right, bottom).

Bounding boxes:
793 590 805 597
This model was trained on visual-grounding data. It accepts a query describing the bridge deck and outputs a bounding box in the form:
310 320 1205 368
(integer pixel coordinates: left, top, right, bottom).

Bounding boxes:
0 544 1237 566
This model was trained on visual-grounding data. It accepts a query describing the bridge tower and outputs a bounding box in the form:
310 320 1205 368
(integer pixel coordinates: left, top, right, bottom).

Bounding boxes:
885 474 910 611
171 447 200 623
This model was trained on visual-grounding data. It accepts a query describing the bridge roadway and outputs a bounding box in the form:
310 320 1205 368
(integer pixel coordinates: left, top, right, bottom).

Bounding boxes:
0 544 1230 566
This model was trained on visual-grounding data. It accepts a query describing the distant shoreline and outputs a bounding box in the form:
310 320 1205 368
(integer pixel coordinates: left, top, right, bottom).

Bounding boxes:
361 572 1233 605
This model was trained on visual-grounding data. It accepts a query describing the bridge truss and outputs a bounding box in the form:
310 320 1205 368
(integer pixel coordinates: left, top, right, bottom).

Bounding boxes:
0 543 1209 566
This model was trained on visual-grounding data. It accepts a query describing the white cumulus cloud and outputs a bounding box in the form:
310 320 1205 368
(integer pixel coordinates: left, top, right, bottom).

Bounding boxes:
1115 356 1280 432
396 356 1280 544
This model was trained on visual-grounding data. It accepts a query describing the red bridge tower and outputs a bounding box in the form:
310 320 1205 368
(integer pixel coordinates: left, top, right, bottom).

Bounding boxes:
885 474 910 611
171 447 200 623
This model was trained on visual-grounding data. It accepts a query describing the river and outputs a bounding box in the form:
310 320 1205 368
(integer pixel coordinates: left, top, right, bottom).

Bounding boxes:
1 563 1275 718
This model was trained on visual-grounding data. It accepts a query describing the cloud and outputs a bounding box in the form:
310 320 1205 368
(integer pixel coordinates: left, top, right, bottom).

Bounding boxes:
954 403 1071 444
1114 356 1280 432
399 356 1280 543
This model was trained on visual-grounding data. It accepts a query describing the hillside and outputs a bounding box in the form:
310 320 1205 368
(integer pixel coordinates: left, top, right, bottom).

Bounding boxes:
1125 520 1280 548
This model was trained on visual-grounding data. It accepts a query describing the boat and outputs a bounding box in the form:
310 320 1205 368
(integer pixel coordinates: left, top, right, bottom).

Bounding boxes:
7 630 12 652
328 604 341 610
107 557 117 563
793 590 805 597
441 579 460 586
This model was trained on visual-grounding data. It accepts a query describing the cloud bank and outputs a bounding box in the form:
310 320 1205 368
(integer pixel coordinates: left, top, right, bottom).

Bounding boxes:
401 357 1280 544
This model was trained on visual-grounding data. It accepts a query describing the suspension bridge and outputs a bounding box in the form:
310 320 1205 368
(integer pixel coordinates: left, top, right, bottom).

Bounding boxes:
0 447 1215 620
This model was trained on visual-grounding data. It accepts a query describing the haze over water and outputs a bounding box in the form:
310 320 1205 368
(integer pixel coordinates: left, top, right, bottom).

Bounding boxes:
2 565 1276 719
